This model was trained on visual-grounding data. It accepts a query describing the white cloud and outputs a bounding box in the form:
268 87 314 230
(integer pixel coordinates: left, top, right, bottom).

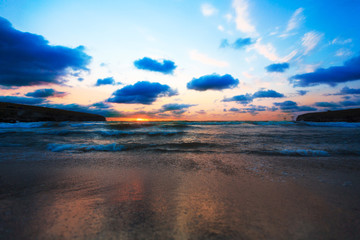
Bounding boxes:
218 25 224 31
331 38 352 45
335 48 353 57
280 50 298 62
286 8 305 32
201 3 217 16
232 0 256 34
189 50 229 67
252 39 279 61
224 13 233 22
302 31 323 55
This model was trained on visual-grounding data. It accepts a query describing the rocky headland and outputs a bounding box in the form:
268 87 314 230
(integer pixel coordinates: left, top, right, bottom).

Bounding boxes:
0 102 106 122
296 108 360 122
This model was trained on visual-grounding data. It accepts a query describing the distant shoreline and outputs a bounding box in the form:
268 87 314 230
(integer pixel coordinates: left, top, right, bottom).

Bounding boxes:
296 108 360 122
0 102 106 122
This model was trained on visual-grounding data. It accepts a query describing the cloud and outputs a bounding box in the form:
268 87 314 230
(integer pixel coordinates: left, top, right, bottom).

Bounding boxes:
95 77 116 86
0 96 46 105
134 57 176 74
232 0 256 34
220 38 254 50
314 102 340 108
224 94 253 105
229 105 278 115
331 38 352 45
285 8 305 33
25 88 67 98
160 103 196 112
297 90 308 96
252 40 279 61
0 17 91 87
159 103 196 115
201 3 217 16
108 81 177 105
274 101 317 112
252 89 285 98
265 63 290 73
339 99 360 107
189 50 229 67
302 31 323 55
339 87 360 95
91 102 112 109
77 77 84 82
335 48 353 57
290 55 360 87
187 74 239 91
224 89 284 105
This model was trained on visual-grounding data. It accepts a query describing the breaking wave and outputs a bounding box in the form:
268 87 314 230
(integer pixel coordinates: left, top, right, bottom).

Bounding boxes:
47 143 125 152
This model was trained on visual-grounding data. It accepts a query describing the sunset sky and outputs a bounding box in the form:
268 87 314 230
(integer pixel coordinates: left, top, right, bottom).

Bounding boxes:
1 0 360 121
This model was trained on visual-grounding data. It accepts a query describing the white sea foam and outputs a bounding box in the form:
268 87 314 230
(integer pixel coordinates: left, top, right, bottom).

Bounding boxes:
279 149 329 156
47 143 125 152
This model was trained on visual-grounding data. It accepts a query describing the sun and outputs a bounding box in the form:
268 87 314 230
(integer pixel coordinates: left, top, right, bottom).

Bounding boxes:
135 118 148 122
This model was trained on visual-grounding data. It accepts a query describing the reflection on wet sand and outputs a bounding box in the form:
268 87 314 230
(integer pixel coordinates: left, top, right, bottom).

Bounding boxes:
1 152 360 239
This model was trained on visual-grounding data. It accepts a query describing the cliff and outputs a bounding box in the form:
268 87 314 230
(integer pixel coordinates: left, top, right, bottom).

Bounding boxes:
0 102 106 122
296 108 360 122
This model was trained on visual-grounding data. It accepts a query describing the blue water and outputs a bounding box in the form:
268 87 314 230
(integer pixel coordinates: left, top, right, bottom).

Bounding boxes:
0 121 359 157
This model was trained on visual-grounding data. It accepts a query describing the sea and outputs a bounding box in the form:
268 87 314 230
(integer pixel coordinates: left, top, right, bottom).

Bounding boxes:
0 120 359 157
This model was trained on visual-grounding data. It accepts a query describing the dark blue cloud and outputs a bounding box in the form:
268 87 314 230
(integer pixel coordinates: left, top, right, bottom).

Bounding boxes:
228 105 276 115
91 102 111 109
95 77 116 86
220 38 254 49
187 74 239 91
297 90 308 96
223 89 284 105
339 100 360 107
339 86 360 95
290 55 360 87
134 57 176 74
314 102 340 108
265 63 290 73
223 94 253 105
0 17 91 87
25 88 67 98
0 96 46 105
252 89 285 98
274 101 317 112
108 81 177 105
160 103 196 112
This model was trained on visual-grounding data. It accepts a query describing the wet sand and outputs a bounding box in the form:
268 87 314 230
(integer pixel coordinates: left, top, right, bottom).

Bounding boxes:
0 151 360 239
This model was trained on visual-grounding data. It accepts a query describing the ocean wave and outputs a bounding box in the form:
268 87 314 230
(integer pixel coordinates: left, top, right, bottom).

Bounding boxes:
99 130 184 137
0 122 46 128
106 122 155 130
278 149 330 156
301 122 360 128
47 143 125 152
251 121 296 126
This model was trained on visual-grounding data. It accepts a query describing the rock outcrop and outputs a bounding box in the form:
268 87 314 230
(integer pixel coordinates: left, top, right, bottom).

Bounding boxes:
0 102 106 122
296 108 360 122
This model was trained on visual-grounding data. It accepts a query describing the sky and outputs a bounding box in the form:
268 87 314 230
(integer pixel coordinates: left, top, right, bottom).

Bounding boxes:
1 0 360 121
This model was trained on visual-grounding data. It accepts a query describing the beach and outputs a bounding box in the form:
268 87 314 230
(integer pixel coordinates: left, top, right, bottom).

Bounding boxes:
0 121 360 239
